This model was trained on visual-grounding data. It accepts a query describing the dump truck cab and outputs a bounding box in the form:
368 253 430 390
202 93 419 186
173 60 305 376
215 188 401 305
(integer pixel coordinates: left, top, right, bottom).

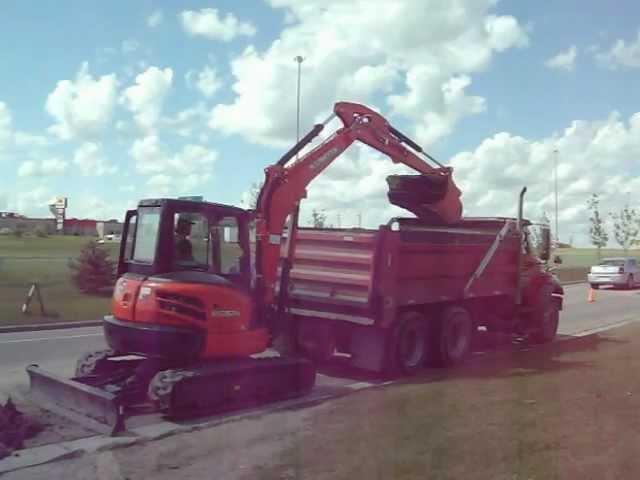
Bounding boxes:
105 198 269 361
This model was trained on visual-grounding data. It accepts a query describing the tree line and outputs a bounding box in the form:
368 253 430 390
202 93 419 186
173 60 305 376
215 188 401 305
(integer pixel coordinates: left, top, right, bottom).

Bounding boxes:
588 193 639 258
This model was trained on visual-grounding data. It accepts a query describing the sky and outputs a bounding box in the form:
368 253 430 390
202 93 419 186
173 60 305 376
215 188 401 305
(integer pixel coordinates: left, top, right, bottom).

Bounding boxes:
0 0 639 246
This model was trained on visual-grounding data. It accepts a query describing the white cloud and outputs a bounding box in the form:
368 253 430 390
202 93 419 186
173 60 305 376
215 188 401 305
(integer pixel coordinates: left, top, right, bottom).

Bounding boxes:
485 14 530 51
120 66 173 132
5 186 52 217
129 136 217 194
45 62 118 140
161 103 208 138
147 10 163 28
65 193 133 221
18 157 68 177
448 111 640 245
73 142 118 176
293 109 640 246
14 132 51 148
210 0 528 147
186 66 223 98
180 8 256 42
545 45 577 72
595 30 640 69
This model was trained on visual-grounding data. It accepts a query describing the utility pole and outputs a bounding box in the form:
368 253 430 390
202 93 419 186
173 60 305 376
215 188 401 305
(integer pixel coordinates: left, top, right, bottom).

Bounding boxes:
553 148 559 245
294 56 304 157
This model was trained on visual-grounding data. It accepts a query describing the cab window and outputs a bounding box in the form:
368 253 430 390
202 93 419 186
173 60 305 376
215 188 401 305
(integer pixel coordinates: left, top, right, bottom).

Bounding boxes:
173 212 209 269
132 208 160 263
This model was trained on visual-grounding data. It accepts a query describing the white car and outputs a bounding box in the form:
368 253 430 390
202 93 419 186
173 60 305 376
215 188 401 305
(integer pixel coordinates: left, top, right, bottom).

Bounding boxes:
588 257 639 289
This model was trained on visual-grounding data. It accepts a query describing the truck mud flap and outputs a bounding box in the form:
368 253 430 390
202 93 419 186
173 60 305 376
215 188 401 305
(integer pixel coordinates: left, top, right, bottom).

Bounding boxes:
26 365 125 436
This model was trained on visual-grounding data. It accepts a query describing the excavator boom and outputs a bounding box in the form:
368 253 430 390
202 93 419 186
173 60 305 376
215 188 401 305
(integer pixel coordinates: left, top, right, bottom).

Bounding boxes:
254 101 463 304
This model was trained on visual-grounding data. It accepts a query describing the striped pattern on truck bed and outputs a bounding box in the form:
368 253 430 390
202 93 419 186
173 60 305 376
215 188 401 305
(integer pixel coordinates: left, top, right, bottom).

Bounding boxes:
283 229 378 326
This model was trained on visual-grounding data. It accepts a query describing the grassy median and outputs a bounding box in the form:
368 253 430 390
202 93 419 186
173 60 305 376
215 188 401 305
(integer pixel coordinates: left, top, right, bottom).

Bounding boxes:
0 236 118 325
255 323 640 480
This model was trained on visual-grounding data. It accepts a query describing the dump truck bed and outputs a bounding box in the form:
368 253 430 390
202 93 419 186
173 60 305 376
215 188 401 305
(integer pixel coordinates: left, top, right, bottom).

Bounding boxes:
285 217 521 329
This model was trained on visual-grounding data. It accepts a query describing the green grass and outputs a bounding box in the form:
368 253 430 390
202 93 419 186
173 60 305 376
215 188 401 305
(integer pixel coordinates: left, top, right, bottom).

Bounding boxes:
555 247 640 269
255 325 640 479
552 248 640 284
0 235 118 325
0 238 635 325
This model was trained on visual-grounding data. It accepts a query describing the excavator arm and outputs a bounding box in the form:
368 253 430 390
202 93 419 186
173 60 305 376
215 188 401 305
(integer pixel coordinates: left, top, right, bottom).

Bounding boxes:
254 101 462 303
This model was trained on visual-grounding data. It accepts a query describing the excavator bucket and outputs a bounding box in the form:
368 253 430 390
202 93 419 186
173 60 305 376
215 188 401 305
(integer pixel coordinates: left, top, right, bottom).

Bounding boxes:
26 365 125 436
387 173 462 224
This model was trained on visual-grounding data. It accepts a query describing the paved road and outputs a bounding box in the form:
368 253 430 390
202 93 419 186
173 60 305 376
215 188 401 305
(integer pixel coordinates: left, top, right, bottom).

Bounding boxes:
1 283 639 403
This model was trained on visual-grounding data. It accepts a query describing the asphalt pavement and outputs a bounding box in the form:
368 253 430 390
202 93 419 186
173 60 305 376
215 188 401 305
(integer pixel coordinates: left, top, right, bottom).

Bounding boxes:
1 283 639 403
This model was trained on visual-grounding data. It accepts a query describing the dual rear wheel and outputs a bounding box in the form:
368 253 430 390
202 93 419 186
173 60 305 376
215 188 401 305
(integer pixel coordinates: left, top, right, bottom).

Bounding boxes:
388 306 474 375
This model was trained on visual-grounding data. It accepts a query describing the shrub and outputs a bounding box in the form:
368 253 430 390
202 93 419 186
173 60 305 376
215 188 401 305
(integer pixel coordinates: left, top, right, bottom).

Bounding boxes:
13 224 26 238
68 241 116 294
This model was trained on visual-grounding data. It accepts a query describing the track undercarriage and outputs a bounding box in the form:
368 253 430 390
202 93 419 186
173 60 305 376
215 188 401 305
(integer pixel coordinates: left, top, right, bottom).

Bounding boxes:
27 349 315 436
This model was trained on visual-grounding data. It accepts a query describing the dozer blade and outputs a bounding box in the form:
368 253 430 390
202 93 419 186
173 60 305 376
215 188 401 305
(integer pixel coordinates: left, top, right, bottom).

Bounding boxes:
26 365 125 436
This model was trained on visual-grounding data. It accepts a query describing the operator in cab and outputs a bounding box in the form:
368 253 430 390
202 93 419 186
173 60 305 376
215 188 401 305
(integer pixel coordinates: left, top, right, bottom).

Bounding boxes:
174 216 194 262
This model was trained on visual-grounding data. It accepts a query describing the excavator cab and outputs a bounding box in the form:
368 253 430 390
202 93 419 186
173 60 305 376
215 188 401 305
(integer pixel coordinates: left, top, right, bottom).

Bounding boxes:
106 198 270 361
117 198 252 288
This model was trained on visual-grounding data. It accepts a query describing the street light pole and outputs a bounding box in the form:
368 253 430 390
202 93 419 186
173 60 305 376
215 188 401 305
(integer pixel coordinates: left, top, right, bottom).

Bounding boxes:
294 56 304 151
553 148 559 245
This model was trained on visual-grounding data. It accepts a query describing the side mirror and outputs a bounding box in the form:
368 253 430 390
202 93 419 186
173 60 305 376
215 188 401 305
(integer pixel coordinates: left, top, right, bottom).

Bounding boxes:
553 255 562 265
540 226 551 261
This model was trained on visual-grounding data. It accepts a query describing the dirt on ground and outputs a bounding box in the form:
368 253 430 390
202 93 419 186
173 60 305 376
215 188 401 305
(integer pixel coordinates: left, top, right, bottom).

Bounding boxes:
0 399 44 460
5 322 640 479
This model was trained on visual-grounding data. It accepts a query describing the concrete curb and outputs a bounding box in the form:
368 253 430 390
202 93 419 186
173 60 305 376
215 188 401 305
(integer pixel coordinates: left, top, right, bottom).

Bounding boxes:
0 320 102 334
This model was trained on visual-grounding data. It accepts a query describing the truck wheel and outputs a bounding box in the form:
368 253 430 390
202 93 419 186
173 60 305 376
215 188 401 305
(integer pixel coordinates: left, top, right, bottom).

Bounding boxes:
530 285 559 344
434 306 473 367
298 322 336 364
627 275 635 290
590 284 600 290
388 312 427 375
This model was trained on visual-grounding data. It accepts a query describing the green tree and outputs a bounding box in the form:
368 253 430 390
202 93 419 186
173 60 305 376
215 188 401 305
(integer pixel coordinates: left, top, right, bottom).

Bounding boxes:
310 209 327 228
610 204 639 254
587 194 608 259
530 211 550 253
244 181 262 209
13 223 26 238
68 241 116 294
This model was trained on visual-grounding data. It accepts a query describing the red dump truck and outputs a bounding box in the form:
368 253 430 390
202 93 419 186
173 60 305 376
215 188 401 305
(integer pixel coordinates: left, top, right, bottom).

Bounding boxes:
280 190 563 373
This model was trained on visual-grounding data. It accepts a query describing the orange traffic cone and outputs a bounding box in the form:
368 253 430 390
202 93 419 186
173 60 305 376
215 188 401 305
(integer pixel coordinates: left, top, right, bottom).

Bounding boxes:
588 287 595 303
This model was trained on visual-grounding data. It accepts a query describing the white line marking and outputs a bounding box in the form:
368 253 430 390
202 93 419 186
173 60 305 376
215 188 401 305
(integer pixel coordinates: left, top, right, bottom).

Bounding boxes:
345 382 375 390
567 319 637 338
0 333 102 344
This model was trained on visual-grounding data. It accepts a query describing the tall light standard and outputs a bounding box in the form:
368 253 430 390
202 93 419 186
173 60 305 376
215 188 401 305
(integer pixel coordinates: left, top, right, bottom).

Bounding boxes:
294 56 304 149
553 148 559 244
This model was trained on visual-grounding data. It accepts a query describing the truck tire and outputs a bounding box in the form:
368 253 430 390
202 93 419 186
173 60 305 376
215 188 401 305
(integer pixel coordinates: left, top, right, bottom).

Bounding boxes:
627 274 635 290
434 306 473 367
298 321 336 364
387 312 428 375
529 285 559 344
590 284 600 290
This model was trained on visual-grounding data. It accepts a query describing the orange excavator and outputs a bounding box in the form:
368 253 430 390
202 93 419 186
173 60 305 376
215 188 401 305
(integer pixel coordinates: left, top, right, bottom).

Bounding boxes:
27 102 462 434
